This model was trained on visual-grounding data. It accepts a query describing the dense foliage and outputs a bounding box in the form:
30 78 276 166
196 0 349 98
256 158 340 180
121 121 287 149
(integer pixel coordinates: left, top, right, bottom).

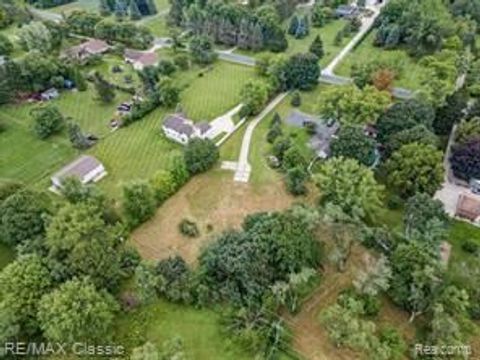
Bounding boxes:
450 138 480 181
183 138 219 175
330 125 376 166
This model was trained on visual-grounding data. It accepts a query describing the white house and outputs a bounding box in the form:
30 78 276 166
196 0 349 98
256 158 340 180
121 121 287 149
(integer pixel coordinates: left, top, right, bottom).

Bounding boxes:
124 49 159 70
162 114 211 145
51 155 107 190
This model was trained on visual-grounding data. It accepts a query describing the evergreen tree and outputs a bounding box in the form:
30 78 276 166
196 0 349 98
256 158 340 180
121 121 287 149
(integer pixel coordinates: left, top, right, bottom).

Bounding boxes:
288 15 299 35
309 35 324 58
145 0 158 15
99 0 111 16
294 17 307 39
93 73 115 103
129 0 142 20
303 15 310 36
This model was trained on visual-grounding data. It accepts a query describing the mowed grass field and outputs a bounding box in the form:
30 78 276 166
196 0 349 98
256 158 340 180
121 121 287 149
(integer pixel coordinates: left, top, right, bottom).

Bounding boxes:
335 30 428 90
178 62 257 121
0 106 75 185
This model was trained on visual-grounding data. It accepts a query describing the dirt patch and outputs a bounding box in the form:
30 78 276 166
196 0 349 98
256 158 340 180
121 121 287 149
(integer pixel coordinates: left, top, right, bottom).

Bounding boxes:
130 169 297 264
284 243 415 360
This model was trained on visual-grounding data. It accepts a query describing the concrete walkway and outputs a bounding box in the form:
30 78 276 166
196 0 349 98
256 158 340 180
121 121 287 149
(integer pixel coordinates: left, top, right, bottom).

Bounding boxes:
233 93 288 182
207 104 242 140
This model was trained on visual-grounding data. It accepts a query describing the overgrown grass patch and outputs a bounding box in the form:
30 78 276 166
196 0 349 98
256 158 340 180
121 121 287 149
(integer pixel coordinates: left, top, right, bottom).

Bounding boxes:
335 30 429 90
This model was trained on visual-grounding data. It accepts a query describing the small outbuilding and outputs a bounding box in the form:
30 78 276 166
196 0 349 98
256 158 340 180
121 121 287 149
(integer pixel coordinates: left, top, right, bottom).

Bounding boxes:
51 155 107 190
455 194 480 223
124 49 159 70
41 88 59 101
63 39 110 63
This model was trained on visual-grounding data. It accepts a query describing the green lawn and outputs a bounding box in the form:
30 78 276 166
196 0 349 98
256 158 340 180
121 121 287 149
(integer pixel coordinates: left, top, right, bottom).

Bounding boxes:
88 107 181 199
144 16 171 37
49 0 99 14
88 54 143 92
113 300 254 360
178 62 257 121
0 106 75 185
335 30 429 90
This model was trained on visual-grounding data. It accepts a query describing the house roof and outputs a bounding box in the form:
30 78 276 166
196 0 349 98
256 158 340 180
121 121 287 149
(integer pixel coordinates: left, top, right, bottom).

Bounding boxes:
52 155 104 182
456 194 480 221
125 49 158 67
163 114 195 136
196 122 211 134
66 39 109 58
285 110 320 128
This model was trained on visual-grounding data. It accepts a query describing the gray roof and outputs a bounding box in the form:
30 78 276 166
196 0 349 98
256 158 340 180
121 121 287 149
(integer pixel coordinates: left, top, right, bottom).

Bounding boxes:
310 121 340 156
336 5 358 16
52 155 103 181
163 114 194 136
285 110 321 128
196 122 211 134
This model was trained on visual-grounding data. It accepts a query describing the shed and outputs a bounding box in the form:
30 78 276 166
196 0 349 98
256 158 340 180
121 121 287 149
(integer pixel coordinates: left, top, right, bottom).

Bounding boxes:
41 88 59 101
51 155 107 189
455 194 480 223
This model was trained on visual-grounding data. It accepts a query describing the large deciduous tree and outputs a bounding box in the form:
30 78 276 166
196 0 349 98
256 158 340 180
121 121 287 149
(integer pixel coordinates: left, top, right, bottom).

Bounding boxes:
318 85 391 125
314 157 384 221
189 35 217 65
285 53 320 90
385 143 444 197
30 105 65 139
38 278 118 344
0 190 47 247
122 181 156 228
240 79 270 115
450 138 480 181
330 125 376 166
183 138 219 175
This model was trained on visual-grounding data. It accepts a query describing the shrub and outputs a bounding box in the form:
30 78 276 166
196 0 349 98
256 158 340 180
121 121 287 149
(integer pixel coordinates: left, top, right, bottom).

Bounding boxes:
387 194 403 210
178 219 199 238
291 91 301 107
461 240 479 255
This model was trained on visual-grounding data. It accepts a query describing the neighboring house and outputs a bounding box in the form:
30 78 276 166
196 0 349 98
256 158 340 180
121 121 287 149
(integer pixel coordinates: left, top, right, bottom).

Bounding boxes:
41 88 59 101
285 110 340 158
124 49 159 70
335 4 359 18
162 114 212 145
51 155 107 190
455 193 480 223
63 39 110 63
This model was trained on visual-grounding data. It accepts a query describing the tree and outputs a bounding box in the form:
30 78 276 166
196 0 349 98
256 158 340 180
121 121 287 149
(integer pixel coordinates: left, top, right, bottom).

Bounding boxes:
319 85 391 125
404 193 449 241
38 278 118 344
240 79 269 115
330 125 376 166
134 261 160 305
354 255 391 297
385 143 444 198
433 90 468 136
285 167 308 196
18 21 56 53
376 98 435 143
189 36 217 65
150 170 176 204
390 241 443 321
93 72 115 103
0 190 47 246
123 181 156 228
30 105 65 139
450 138 480 181
285 53 320 90
455 118 480 145
169 153 190 188
99 0 111 16
129 0 142 20
0 255 52 336
385 125 438 158
183 138 219 175
314 157 384 221
67 122 91 149
288 15 299 35
311 4 326 28
371 68 395 91
60 177 104 205
157 77 180 107
0 34 13 56
45 203 122 289
309 35 324 59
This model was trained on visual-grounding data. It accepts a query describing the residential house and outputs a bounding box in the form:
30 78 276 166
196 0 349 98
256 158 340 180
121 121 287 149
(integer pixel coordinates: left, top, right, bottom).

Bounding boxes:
63 39 110 63
124 49 159 70
162 114 212 144
51 155 107 190
285 110 340 158
335 4 359 18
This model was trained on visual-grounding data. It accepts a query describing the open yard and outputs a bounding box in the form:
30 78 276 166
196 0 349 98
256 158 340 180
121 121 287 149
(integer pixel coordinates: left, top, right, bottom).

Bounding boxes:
335 30 429 90
177 62 257 121
0 106 75 186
